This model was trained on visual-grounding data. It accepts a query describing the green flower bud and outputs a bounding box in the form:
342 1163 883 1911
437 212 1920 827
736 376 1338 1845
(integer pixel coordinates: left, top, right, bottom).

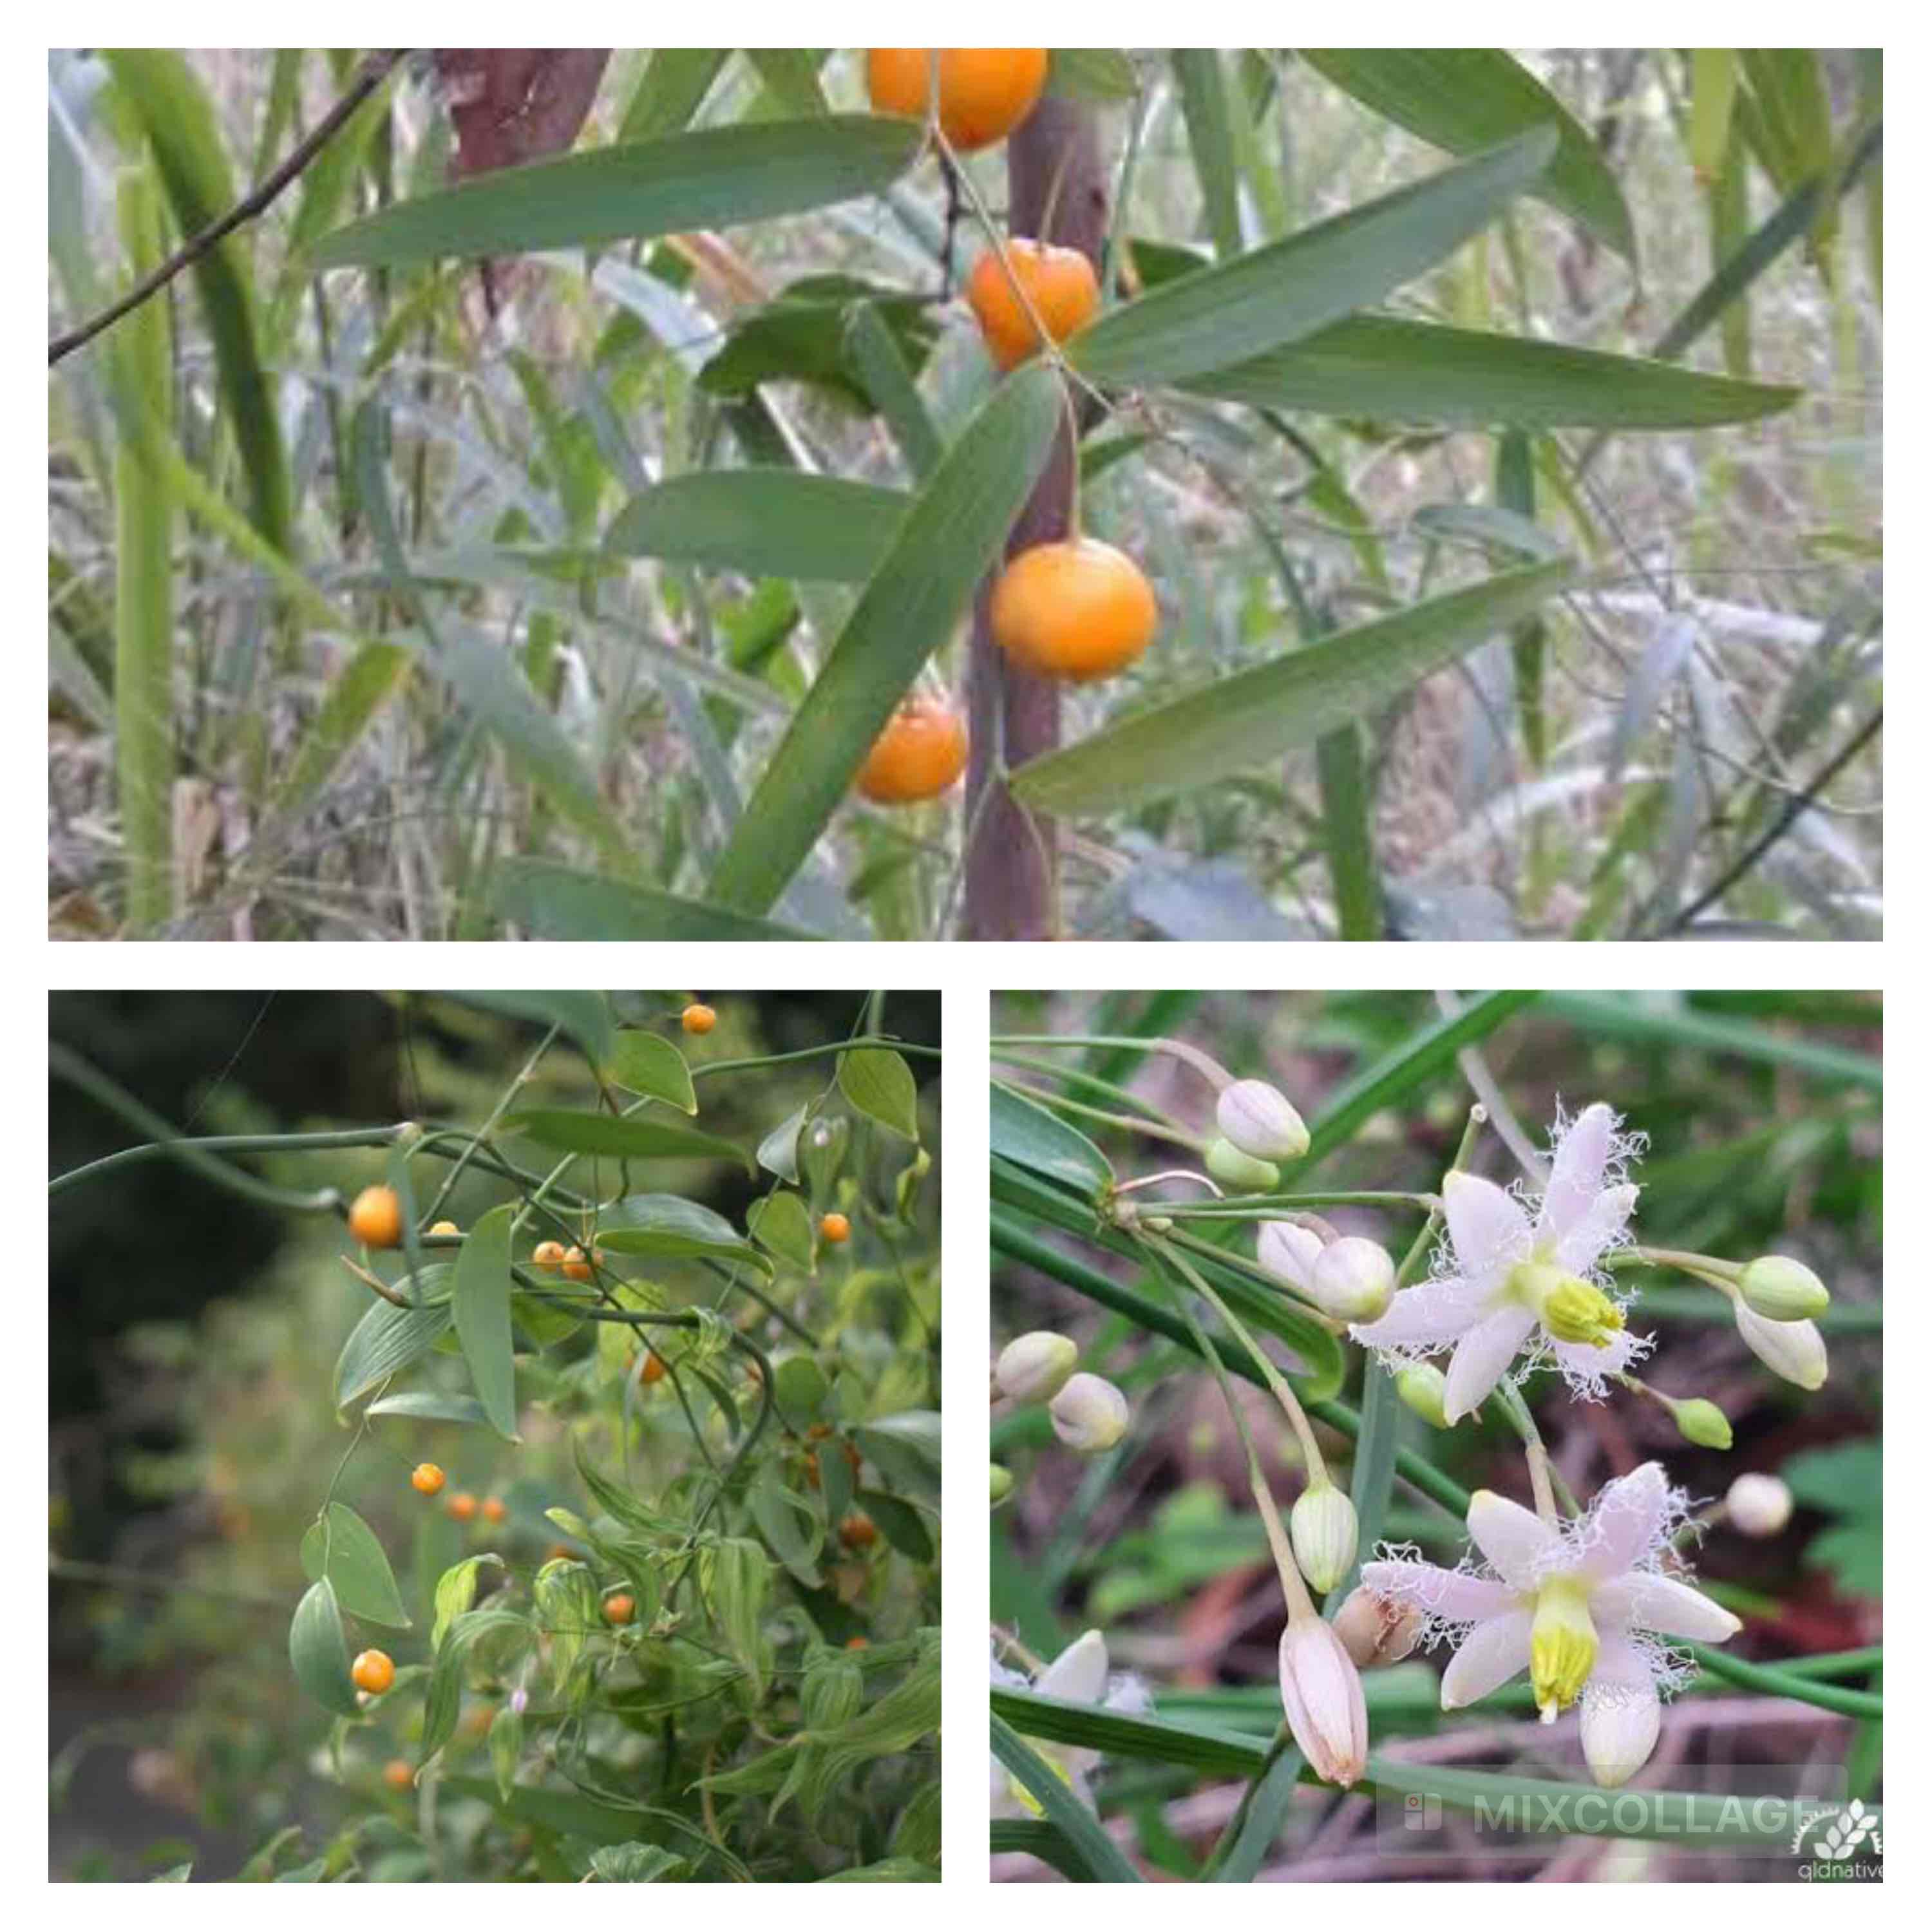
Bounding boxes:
1739 1255 1830 1323
1289 1480 1358 1596
1668 1396 1734 1450
1394 1363 1452 1429
1204 1137 1280 1192
994 1331 1078 1403
1216 1080 1310 1163
990 1463 1014 1506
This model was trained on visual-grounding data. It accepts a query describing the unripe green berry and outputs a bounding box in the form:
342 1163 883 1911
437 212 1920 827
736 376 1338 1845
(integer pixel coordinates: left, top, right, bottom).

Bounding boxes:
1204 1137 1280 1192
1394 1363 1452 1429
1739 1255 1830 1323
1669 1396 1733 1450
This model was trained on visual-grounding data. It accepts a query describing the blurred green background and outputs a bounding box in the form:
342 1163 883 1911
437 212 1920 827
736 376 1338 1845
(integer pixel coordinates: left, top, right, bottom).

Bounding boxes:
48 988 940 1880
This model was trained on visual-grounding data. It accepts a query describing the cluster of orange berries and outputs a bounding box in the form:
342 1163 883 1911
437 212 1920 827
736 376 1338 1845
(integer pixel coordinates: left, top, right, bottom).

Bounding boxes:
409 1462 505 1525
853 49 1160 809
531 1238 600 1282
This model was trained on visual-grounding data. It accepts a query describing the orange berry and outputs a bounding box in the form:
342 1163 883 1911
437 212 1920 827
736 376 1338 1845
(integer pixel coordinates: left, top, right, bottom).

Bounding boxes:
447 1492 478 1523
844 1440 863 1475
531 1240 567 1271
547 1542 575 1562
991 538 1159 683
410 1463 446 1497
807 1423 833 1441
838 1511 879 1551
351 1649 395 1694
562 1245 592 1282
967 238 1100 371
844 1635 870 1651
866 49 1048 152
804 1450 822 1488
602 1593 636 1626
348 1185 403 1249
820 1212 851 1244
681 1003 716 1035
383 1758 413 1791
641 1350 668 1385
482 1497 507 1524
855 699 968 805
428 1220 460 1237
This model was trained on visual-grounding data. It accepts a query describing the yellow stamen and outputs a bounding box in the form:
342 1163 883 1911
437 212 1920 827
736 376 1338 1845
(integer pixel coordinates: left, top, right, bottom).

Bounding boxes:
1530 1576 1598 1719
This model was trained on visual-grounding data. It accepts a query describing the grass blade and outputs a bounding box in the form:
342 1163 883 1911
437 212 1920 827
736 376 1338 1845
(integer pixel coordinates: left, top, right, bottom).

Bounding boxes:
604 471 908 582
989 1712 1144 1880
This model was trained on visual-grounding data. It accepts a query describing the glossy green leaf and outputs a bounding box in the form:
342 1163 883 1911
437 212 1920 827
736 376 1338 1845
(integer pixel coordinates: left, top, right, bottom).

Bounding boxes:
597 1194 770 1271
1182 312 1800 428
492 861 815 941
505 1109 750 1172
453 1204 519 1441
746 49 828 115
757 1106 807 1183
989 1083 1114 1198
1012 560 1573 817
299 1503 412 1629
431 1555 500 1649
365 1392 493 1428
335 1291 455 1410
422 1609 528 1767
312 115 924 267
1173 50 1243 258
289 1578 361 1716
748 1189 815 1269
1300 49 1635 257
605 1031 698 1114
708 363 1063 914
855 1489 933 1562
620 49 730 140
603 470 909 582
1068 129 1557 386
852 1411 941 1502
749 1474 824 1586
837 1047 920 1142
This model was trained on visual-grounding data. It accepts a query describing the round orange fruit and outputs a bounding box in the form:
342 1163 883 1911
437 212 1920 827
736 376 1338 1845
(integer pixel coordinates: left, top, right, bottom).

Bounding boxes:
602 1593 636 1626
410 1463 446 1497
531 1239 567 1271
820 1211 851 1244
562 1245 592 1282
967 238 1099 370
838 1511 879 1550
348 1184 403 1249
351 1649 395 1694
866 48 1048 152
446 1491 478 1523
482 1496 507 1524
383 1758 413 1791
856 699 968 805
681 1003 716 1035
641 1350 668 1385
990 538 1159 682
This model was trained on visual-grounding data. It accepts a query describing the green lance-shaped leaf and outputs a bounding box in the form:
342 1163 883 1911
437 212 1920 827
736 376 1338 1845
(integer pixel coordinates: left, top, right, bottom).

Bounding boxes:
1299 49 1636 259
603 471 911 583
854 1489 933 1562
750 1474 824 1587
837 1046 920 1142
289 1577 361 1716
1011 558 1575 819
504 1108 750 1172
366 1392 494 1428
620 49 731 141
299 1502 412 1629
1180 313 1799 430
453 1204 519 1441
1048 49 1141 102
605 1031 698 1114
104 51 291 551
989 1084 1115 1199
706 1537 772 1701
422 1608 529 1767
708 363 1063 915
491 861 815 942
312 115 924 268
1067 128 1558 388
596 1194 771 1271
432 1555 502 1650
335 1289 455 1410
107 168 175 934
851 1411 942 1501
449 991 614 1068
757 1105 807 1183
990 1710 1144 1882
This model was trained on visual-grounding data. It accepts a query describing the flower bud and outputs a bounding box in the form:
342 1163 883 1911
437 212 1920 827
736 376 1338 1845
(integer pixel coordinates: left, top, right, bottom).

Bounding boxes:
1580 1680 1660 1789
994 1331 1078 1403
1216 1080 1310 1163
1734 1303 1828 1390
1049 1372 1130 1454
1204 1137 1280 1192
1277 1613 1367 1786
1332 1586 1423 1668
1256 1219 1323 1293
1667 1395 1733 1450
990 1463 1014 1506
1289 1480 1358 1595
1395 1363 1452 1429
1739 1255 1830 1323
1311 1237 1394 1323
1726 1472 1793 1538
509 1686 528 1716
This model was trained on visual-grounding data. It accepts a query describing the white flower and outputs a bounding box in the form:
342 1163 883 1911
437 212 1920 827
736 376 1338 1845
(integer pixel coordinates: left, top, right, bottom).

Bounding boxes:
1350 1102 1651 1422
990 1631 1151 1816
1362 1461 1740 1788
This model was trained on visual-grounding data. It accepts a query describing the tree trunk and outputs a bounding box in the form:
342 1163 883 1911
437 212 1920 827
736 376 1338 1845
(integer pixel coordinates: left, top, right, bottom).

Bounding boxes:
961 97 1107 940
